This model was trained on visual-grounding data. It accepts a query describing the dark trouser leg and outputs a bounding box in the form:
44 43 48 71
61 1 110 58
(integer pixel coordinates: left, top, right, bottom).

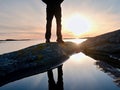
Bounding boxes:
55 7 63 41
45 20 52 42
45 9 54 42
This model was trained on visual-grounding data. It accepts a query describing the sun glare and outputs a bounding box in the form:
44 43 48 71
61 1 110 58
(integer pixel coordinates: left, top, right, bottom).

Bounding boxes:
63 14 92 36
70 53 86 63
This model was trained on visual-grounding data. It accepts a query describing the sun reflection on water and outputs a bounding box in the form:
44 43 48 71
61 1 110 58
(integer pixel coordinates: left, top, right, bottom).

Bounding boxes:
70 53 87 63
65 39 86 44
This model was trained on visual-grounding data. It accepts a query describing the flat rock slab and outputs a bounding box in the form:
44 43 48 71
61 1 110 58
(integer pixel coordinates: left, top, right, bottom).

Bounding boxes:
0 42 79 86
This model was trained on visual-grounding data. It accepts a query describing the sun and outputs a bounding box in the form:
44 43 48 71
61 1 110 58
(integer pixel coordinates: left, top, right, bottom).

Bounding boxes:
63 14 92 36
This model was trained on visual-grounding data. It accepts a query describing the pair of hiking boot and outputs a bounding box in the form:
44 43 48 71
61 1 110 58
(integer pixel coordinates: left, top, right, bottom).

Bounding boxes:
46 39 64 43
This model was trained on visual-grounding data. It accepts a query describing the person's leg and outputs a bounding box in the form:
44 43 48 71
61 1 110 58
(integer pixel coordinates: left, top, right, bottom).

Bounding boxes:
45 8 54 43
55 7 64 43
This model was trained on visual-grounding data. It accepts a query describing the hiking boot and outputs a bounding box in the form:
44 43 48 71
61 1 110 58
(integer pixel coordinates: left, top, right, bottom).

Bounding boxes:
46 40 50 43
57 39 64 43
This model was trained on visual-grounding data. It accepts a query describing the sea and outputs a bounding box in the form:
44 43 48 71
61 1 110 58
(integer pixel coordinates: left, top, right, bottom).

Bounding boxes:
0 39 120 90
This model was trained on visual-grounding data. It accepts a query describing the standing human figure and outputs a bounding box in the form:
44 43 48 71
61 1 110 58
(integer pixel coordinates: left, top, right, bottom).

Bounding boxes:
42 0 64 43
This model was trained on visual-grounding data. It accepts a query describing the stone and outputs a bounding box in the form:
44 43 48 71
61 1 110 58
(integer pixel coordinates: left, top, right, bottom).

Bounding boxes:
80 29 120 61
0 42 79 86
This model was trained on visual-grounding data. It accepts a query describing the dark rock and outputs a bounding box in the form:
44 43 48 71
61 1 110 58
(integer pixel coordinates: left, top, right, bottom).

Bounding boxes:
96 60 120 87
0 42 78 86
80 29 120 60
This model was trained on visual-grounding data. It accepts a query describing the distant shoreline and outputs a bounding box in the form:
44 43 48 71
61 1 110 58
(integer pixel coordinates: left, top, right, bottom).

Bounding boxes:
63 37 93 39
0 37 92 42
0 39 31 41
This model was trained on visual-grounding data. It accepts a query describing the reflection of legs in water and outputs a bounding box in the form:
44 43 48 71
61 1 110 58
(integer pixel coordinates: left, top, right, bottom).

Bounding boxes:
47 65 64 90
47 69 56 90
57 65 64 90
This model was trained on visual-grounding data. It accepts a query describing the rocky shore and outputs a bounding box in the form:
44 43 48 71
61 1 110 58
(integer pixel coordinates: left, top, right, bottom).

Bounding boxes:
0 42 78 86
80 29 120 64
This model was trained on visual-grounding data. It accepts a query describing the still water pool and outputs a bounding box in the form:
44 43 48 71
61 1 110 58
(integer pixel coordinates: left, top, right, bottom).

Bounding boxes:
0 39 120 90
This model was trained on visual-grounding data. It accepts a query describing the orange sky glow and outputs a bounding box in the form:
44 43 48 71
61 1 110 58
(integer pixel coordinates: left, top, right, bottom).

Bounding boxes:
0 0 120 39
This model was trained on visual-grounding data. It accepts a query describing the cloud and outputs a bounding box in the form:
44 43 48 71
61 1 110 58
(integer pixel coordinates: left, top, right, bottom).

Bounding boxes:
0 24 39 31
0 0 120 39
0 0 45 37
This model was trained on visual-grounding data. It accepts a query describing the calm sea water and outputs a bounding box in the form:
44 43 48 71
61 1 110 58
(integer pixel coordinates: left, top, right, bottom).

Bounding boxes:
0 39 120 90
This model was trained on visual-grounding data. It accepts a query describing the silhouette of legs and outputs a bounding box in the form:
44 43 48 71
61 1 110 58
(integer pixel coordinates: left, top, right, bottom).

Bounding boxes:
47 69 56 90
57 65 63 90
55 8 63 42
45 7 63 43
47 65 64 90
45 9 54 43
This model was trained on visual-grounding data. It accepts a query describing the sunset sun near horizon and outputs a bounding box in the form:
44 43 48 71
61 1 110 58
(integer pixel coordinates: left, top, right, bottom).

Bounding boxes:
0 0 120 40
63 14 92 37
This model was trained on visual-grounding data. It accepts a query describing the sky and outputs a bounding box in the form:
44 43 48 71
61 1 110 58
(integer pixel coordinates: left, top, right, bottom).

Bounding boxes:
0 0 120 39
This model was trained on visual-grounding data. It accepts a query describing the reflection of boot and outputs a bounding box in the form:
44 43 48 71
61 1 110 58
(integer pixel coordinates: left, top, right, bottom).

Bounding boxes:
47 70 56 90
57 65 64 90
